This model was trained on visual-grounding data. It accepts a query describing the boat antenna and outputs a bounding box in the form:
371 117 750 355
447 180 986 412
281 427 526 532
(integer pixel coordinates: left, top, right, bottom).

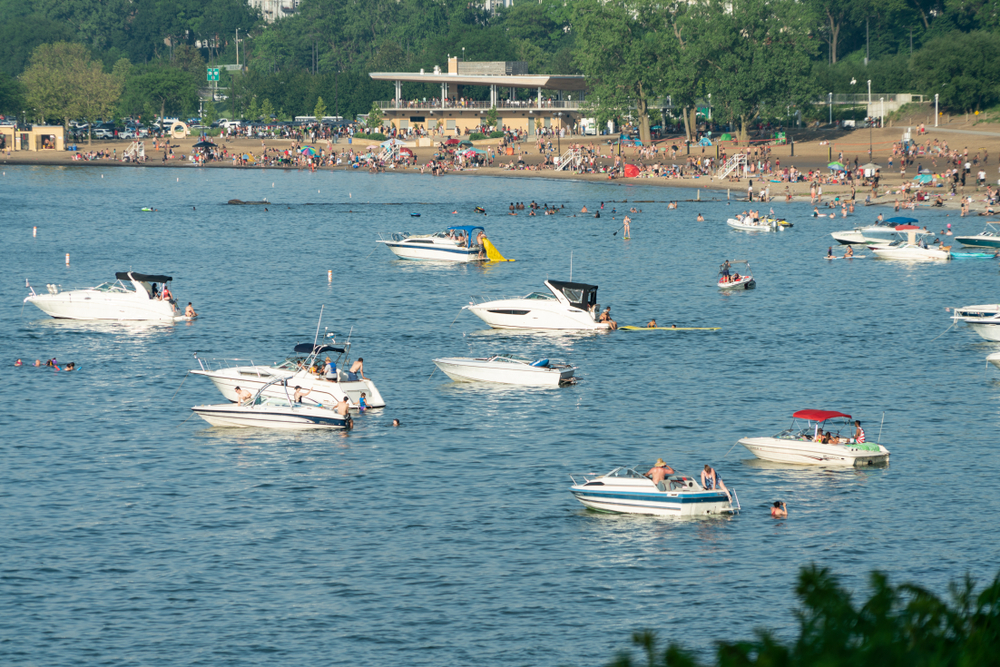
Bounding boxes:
312 306 325 358
346 325 354 346
877 411 885 444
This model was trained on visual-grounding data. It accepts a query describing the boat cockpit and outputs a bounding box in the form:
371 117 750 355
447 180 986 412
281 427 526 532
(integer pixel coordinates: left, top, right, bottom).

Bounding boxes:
546 280 599 313
774 411 860 444
572 466 707 492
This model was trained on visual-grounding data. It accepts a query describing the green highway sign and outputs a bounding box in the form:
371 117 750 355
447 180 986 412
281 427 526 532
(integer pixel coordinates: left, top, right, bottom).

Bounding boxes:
207 68 220 81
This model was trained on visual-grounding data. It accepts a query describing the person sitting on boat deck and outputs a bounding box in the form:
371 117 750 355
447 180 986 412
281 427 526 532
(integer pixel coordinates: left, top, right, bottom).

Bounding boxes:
293 386 311 403
346 358 366 381
599 307 618 330
185 302 197 317
234 386 252 404
845 245 854 258
150 283 159 299
647 319 657 328
323 357 337 380
771 501 787 518
732 273 741 282
646 459 675 489
161 283 173 303
854 420 865 443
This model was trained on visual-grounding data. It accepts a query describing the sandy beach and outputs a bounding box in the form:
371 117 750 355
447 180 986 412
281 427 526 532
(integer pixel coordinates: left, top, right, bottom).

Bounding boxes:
7 115 1000 213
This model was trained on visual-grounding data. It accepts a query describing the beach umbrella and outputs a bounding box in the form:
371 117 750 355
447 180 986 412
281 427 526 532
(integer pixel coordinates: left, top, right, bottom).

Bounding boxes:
914 174 933 183
721 133 732 141
698 137 712 146
861 162 881 170
623 164 640 178
459 140 473 147
399 147 414 156
300 146 318 156
828 161 846 170
192 140 216 148
444 138 460 146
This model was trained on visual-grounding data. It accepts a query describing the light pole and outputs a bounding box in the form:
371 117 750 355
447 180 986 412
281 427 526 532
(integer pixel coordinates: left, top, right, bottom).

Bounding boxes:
829 92 833 125
707 93 711 122
867 80 873 158
850 78 857 126
935 93 939 126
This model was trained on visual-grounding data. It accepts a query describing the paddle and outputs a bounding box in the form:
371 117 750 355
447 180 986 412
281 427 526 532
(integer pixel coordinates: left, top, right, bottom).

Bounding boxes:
613 223 626 236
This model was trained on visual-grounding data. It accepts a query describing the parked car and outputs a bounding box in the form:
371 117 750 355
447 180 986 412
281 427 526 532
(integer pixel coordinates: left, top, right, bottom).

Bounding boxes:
118 129 137 140
92 128 114 140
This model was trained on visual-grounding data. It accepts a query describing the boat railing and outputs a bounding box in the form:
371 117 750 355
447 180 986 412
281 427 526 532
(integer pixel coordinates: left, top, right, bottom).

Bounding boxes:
569 472 603 485
193 354 270 374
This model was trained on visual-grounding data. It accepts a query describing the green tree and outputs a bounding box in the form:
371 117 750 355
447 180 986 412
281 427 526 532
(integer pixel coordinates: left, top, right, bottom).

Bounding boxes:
573 0 675 146
78 61 124 144
686 0 818 142
314 95 327 119
247 95 260 120
485 104 498 130
0 70 23 114
122 66 200 128
912 31 1000 112
260 97 274 120
366 100 383 130
20 42 121 131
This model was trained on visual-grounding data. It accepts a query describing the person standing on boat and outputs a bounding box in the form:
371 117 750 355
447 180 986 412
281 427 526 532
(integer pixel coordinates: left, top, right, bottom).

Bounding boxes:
854 420 865 443
348 358 366 381
646 459 674 489
293 386 311 403
721 260 731 282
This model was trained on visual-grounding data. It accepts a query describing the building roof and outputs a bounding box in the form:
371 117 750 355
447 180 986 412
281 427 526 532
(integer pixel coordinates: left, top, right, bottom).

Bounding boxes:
369 72 587 91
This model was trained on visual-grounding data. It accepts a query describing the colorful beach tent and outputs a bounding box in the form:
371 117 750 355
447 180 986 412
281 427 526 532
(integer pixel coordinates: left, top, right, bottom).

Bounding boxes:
698 137 712 146
827 161 846 171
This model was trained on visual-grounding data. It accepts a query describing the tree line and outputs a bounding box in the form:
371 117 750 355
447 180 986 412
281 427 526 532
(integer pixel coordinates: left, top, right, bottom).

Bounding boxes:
1 0 999 138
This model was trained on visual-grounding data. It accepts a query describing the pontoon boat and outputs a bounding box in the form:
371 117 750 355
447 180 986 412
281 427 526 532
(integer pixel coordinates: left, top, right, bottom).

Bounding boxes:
433 354 576 386
738 409 890 466
24 271 192 321
191 376 352 430
464 280 610 331
376 225 486 261
569 466 738 516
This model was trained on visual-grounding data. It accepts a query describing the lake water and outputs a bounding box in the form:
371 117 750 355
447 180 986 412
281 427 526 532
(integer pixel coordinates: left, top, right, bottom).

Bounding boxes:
2 164 999 666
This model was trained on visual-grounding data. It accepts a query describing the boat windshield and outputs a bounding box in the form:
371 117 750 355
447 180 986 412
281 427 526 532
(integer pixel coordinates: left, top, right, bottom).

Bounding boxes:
778 417 854 442
93 281 133 293
604 466 647 479
524 291 556 300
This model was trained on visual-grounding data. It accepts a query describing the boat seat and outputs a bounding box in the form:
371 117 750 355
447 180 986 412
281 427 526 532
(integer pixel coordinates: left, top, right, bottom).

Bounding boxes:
530 358 549 368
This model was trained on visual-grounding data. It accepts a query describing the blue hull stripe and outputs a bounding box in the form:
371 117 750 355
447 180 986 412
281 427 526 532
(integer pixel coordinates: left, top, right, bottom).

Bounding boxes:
571 489 729 504
385 243 478 256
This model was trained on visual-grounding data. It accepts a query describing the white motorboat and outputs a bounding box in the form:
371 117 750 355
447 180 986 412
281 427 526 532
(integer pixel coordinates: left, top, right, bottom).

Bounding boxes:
727 216 781 232
738 409 890 466
464 280 610 331
951 304 1000 341
192 340 386 408
432 354 576 386
569 466 739 517
869 225 951 260
23 271 192 321
191 376 352 430
955 223 1000 248
831 216 931 245
376 225 490 261
718 260 755 290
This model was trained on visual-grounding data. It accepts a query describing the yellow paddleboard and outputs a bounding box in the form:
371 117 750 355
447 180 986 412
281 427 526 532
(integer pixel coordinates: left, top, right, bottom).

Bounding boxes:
620 326 721 331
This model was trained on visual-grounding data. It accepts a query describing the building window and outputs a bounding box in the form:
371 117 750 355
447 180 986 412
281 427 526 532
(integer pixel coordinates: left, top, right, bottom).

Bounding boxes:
544 117 551 128
399 120 409 129
446 120 456 130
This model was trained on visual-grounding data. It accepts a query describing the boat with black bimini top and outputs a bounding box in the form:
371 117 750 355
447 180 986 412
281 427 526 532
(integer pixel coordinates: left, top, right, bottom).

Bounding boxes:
464 280 609 331
23 271 193 321
569 466 739 517
738 409 890 466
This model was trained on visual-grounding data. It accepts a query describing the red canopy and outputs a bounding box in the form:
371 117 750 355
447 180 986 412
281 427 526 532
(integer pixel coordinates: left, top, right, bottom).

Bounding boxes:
895 224 920 230
623 164 640 178
793 409 851 421
444 138 460 146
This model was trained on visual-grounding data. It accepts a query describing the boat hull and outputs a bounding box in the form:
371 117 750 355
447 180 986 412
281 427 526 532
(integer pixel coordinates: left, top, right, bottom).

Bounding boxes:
381 242 484 262
465 303 609 331
988 352 1000 369
25 293 182 321
718 278 755 290
191 367 386 407
955 236 1000 248
870 246 950 260
831 230 867 245
192 404 349 429
570 488 734 516
738 437 889 466
727 219 775 232
968 323 1000 342
433 358 573 386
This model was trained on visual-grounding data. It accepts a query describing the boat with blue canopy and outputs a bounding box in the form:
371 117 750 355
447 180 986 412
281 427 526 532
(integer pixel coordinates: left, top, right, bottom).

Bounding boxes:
377 225 492 262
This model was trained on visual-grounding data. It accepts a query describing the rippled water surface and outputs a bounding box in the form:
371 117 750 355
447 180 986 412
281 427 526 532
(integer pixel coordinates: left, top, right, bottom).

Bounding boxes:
2 165 999 666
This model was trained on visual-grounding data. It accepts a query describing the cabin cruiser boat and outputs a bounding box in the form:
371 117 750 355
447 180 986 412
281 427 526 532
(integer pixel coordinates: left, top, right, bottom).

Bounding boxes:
376 225 487 261
569 466 739 517
718 260 755 290
951 304 1000 341
192 339 386 408
955 223 1000 248
738 409 890 466
191 376 351 430
464 280 610 331
23 271 192 321
869 226 951 260
727 216 783 232
831 216 932 245
432 354 576 386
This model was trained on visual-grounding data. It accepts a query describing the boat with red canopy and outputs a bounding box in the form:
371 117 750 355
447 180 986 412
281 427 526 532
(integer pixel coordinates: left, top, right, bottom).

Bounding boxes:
738 409 890 466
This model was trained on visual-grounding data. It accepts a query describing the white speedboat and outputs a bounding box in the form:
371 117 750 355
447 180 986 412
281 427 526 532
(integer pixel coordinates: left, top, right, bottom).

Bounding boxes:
23 271 192 321
433 354 575 386
738 409 890 466
464 280 610 331
569 466 739 517
870 226 951 260
951 304 1000 341
192 340 386 408
192 377 352 430
727 216 780 232
831 216 931 245
376 225 486 261
718 260 755 290
955 223 1000 248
